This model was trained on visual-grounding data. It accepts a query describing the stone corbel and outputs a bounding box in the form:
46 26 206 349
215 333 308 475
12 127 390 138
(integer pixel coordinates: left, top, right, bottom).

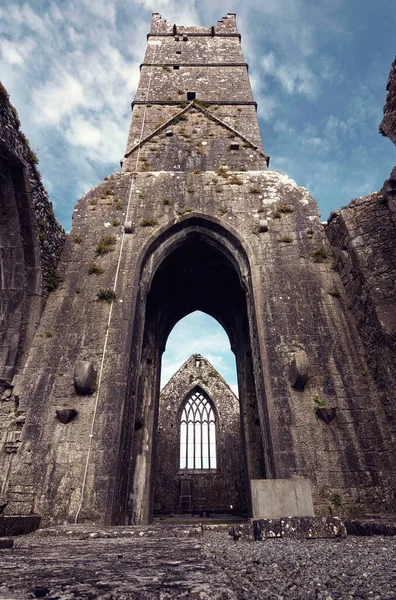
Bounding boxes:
289 350 308 391
74 361 97 395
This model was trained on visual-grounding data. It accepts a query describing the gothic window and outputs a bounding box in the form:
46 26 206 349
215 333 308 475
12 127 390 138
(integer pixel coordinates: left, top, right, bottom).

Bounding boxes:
180 390 216 469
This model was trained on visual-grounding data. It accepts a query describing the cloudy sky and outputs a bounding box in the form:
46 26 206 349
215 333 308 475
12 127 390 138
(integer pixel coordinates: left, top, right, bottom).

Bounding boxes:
1 0 395 391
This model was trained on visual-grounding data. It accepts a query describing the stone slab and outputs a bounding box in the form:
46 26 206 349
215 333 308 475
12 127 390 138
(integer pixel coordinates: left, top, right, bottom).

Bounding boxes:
345 519 396 536
250 478 314 519
0 515 41 537
253 516 347 540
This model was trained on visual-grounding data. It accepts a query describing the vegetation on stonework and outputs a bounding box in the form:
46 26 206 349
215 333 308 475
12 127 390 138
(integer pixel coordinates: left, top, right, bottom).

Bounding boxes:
74 235 82 244
114 202 123 210
45 269 62 292
27 147 39 165
219 207 228 216
140 218 159 227
278 236 293 243
273 211 281 219
163 198 172 206
0 81 10 100
89 198 97 206
88 264 104 275
313 395 327 419
95 235 116 256
10 105 20 129
99 188 113 198
112 218 121 227
249 187 260 194
173 113 188 124
228 175 243 185
216 167 229 178
96 288 117 303
194 100 211 109
177 207 193 215
329 290 341 297
277 204 294 214
332 493 342 508
312 247 328 262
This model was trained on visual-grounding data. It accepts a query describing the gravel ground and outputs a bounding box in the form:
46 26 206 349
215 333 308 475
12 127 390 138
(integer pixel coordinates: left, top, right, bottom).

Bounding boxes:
0 528 395 598
202 532 396 600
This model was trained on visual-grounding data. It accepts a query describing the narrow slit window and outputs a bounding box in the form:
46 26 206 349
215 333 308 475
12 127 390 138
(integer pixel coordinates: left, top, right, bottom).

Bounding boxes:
180 391 216 469
187 91 196 101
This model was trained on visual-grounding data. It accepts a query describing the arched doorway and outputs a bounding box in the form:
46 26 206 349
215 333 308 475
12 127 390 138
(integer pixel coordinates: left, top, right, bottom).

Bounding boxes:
112 216 275 525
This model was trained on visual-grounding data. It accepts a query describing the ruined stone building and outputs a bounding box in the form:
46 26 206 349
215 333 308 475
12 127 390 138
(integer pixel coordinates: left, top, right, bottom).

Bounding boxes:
154 355 246 515
0 14 395 528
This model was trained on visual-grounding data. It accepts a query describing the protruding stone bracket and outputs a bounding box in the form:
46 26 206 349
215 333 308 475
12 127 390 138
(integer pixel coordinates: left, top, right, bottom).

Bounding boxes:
316 407 337 424
56 409 78 424
74 361 97 395
289 350 308 391
259 219 268 233
124 221 134 234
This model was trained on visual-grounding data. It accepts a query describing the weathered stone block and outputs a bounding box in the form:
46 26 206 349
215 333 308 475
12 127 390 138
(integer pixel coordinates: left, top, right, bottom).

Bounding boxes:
289 349 308 391
251 479 315 519
73 361 97 395
0 515 41 536
253 516 346 540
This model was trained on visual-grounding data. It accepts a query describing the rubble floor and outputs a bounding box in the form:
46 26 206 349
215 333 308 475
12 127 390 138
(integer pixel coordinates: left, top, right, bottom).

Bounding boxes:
0 525 395 599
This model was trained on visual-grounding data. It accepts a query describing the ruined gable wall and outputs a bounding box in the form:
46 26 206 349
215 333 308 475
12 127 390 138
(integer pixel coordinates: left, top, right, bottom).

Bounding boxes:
326 187 396 432
3 14 396 526
6 164 396 523
154 356 247 514
380 57 396 144
0 84 65 505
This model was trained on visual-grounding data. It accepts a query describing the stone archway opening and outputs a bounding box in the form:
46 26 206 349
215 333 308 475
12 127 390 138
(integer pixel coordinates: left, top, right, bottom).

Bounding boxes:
113 219 274 525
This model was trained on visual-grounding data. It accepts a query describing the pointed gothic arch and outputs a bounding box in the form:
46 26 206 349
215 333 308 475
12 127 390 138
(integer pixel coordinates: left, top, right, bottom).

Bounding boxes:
111 215 275 525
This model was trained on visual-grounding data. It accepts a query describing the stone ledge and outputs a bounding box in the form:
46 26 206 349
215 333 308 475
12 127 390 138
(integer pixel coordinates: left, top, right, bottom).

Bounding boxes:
34 524 203 540
345 519 396 536
253 517 347 540
0 516 41 537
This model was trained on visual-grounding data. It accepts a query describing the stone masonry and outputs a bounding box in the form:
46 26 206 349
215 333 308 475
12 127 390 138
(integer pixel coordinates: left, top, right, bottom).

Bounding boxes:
0 14 395 529
154 355 247 514
0 83 65 507
380 56 396 144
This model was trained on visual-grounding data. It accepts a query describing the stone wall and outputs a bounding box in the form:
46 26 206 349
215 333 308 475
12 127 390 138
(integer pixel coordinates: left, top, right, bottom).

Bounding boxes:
326 183 396 432
2 15 396 526
154 355 247 514
380 57 396 144
0 83 65 503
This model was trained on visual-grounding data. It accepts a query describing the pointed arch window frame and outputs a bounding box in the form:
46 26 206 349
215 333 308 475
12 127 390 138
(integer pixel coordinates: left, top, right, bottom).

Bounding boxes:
179 388 217 471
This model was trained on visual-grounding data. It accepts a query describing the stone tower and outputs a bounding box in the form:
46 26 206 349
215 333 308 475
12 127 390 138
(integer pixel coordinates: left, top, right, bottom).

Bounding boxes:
2 14 395 527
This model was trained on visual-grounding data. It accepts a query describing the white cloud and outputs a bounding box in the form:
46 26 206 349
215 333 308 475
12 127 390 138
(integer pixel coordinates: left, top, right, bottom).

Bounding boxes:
0 39 28 65
261 52 317 98
65 117 102 148
32 73 85 126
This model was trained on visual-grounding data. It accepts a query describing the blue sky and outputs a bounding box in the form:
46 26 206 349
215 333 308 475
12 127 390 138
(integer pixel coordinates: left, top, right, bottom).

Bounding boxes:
1 0 395 391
